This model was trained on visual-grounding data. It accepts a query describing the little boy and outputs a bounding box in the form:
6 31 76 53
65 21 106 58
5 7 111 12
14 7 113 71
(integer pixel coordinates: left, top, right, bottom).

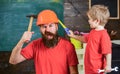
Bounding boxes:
68 5 112 74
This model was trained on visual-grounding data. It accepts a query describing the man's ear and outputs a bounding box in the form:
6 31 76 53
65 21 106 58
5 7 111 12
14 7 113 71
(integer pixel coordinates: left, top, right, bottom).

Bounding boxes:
55 23 58 30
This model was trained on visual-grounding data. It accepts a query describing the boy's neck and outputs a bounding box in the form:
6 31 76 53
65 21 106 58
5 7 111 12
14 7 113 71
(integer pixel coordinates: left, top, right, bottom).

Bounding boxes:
95 25 105 30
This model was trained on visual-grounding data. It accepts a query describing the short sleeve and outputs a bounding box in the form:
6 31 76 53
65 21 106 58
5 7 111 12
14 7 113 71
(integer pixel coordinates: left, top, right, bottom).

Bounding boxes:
83 33 89 43
21 42 34 59
67 43 79 66
101 33 112 54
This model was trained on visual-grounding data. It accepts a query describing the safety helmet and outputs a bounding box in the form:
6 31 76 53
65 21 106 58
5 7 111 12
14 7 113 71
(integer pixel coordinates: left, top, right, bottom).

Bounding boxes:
36 10 59 26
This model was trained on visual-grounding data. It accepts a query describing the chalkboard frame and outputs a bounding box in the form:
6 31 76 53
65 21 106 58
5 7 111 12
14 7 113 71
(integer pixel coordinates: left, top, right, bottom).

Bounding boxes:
89 0 120 19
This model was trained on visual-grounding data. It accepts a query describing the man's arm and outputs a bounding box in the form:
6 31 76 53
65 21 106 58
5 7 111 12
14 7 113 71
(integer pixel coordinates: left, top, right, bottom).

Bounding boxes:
9 31 34 64
69 65 79 74
9 39 26 64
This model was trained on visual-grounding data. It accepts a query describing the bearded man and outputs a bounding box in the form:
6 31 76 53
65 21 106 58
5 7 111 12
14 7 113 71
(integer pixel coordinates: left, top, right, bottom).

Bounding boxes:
9 10 79 74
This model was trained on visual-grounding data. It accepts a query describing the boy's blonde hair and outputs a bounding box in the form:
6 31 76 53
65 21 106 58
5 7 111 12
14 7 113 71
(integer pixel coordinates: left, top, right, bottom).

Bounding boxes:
87 5 110 26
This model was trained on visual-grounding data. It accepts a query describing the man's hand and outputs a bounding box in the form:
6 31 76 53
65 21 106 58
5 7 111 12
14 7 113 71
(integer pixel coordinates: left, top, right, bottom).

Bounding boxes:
21 31 34 43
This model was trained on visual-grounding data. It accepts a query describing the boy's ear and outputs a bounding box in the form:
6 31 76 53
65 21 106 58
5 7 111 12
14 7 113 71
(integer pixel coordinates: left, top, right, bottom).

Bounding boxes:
95 19 100 24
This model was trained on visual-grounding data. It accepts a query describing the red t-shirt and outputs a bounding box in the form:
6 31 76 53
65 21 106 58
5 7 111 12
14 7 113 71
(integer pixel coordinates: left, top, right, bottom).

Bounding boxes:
21 37 79 74
84 29 112 74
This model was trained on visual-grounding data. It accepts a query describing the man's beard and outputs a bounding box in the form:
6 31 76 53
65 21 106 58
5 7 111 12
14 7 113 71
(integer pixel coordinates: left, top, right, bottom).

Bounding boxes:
42 31 59 48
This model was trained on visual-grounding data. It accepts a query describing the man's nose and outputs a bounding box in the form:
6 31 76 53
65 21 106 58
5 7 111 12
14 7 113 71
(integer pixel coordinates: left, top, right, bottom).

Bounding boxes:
45 26 51 32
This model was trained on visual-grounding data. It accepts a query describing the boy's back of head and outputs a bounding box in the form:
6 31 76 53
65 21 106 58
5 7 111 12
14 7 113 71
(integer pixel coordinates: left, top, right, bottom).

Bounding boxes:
87 5 110 26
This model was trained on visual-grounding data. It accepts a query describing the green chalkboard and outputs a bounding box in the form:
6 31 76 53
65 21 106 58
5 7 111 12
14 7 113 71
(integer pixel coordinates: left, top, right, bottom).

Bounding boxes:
0 0 64 51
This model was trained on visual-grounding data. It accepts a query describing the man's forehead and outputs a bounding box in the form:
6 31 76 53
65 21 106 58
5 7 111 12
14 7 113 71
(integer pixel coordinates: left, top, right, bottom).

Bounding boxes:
41 23 57 26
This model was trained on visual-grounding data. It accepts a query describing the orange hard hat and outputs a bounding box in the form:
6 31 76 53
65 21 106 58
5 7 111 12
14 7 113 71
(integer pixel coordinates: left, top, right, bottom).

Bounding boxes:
36 10 59 26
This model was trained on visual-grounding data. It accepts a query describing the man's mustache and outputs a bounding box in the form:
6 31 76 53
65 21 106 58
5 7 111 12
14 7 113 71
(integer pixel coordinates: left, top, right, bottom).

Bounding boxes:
45 31 54 36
